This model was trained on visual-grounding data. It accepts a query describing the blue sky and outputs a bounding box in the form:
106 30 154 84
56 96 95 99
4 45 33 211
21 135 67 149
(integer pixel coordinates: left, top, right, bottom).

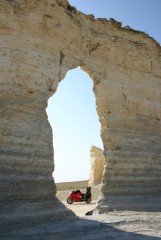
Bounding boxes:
46 0 161 183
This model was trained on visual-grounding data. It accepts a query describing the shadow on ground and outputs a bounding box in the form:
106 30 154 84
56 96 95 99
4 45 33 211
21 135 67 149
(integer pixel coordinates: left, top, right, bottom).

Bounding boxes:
1 215 160 240
1 196 161 240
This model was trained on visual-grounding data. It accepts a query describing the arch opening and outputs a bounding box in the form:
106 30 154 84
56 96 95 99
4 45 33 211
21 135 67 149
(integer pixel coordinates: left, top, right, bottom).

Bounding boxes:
46 67 103 182
46 67 104 212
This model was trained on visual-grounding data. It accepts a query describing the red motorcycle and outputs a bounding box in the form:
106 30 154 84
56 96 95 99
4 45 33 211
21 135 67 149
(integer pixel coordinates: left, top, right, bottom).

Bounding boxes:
67 187 92 204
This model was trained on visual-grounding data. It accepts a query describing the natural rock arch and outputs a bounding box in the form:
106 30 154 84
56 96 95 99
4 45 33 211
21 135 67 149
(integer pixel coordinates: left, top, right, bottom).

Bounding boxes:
0 0 161 216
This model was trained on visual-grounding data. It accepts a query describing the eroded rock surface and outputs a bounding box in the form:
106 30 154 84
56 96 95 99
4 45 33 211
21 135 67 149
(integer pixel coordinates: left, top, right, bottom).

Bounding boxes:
88 146 104 186
0 0 161 220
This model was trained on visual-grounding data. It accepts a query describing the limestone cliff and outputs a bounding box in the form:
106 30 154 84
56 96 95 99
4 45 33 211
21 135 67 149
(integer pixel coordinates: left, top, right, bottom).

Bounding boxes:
0 0 161 215
88 146 104 186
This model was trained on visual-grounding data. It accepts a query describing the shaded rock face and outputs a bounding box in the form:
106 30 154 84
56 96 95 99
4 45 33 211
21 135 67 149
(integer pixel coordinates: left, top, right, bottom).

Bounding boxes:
0 0 161 213
88 146 104 186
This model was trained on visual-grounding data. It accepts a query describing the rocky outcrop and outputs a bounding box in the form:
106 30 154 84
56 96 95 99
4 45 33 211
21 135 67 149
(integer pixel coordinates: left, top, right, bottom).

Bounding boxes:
0 0 161 218
88 146 104 186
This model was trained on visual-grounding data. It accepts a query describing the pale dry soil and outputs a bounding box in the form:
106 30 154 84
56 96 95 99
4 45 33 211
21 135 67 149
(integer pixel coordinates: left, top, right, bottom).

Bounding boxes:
56 183 100 216
56 183 161 239
1 183 161 239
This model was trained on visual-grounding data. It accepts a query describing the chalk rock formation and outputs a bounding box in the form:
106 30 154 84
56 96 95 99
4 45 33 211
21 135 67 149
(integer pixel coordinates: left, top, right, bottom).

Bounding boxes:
89 146 104 186
0 0 161 219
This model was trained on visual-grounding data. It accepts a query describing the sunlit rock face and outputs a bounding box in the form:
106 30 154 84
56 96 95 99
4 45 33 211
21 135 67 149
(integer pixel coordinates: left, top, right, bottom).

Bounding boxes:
0 0 161 214
88 146 104 186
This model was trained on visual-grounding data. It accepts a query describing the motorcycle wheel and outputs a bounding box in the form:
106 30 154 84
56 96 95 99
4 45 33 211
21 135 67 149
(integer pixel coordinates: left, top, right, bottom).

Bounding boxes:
85 197 92 203
67 197 73 204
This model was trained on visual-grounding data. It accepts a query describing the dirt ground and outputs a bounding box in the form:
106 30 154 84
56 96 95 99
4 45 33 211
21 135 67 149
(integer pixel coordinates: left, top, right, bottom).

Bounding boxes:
1 183 161 239
55 183 161 239
56 183 101 216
